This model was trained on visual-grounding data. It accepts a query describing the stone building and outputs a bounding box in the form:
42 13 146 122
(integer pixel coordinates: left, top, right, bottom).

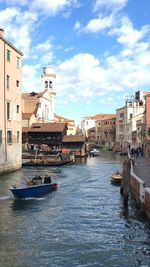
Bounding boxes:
22 66 56 126
96 115 116 148
0 29 23 174
87 127 96 144
145 94 150 159
81 114 114 138
54 114 76 135
116 91 147 149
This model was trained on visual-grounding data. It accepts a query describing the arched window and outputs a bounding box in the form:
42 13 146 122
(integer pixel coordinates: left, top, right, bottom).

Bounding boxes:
49 81 52 88
45 81 48 88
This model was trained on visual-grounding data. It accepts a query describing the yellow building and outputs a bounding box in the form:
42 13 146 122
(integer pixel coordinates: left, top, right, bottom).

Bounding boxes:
0 29 23 174
54 114 76 135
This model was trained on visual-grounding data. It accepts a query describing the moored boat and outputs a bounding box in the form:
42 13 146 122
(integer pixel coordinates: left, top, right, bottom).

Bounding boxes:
111 172 122 184
22 158 73 167
90 148 100 157
9 183 58 199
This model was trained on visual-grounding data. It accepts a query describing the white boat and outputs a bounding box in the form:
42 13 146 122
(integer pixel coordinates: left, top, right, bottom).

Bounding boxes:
90 148 100 157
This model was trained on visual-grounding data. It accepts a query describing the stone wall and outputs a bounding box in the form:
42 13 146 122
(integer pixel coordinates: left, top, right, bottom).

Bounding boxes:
0 162 22 175
130 160 150 220
144 188 150 220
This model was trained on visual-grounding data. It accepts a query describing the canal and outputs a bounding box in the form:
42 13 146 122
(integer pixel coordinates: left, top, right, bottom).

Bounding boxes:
0 150 150 267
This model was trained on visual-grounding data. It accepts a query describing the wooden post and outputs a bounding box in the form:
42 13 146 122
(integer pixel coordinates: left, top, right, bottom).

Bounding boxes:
120 158 131 207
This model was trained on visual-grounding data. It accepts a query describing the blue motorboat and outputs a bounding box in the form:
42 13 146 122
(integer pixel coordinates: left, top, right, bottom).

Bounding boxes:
9 183 58 199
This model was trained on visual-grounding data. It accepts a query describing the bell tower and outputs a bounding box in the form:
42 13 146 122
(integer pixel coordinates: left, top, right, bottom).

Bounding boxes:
41 66 56 121
41 66 56 93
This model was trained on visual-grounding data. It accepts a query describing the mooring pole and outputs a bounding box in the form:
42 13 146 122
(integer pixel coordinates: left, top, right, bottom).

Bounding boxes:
120 158 131 207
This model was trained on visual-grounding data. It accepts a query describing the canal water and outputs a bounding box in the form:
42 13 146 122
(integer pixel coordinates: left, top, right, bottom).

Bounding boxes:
0 150 150 267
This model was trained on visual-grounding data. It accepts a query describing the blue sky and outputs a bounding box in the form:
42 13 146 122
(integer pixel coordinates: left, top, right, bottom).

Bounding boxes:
1 0 150 125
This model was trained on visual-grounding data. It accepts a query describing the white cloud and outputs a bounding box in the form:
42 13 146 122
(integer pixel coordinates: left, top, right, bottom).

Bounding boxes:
65 46 74 52
0 0 29 5
93 0 128 12
0 7 19 24
22 64 42 92
0 7 38 56
74 21 81 31
1 0 150 115
54 32 150 107
110 16 150 48
83 14 115 33
30 0 79 16
34 40 54 64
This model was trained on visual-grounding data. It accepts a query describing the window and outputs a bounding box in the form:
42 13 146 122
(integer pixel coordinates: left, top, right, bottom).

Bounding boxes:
120 113 124 118
17 131 19 143
16 57 20 67
49 81 52 88
6 75 10 89
0 130 2 144
6 49 10 61
7 102 11 120
17 105 19 113
7 130 12 144
45 81 48 88
16 80 19 87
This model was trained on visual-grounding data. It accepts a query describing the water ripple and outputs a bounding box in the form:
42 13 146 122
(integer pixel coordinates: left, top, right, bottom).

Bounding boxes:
0 151 150 267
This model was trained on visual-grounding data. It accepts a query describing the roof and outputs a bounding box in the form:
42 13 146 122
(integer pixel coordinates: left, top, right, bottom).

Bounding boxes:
62 135 86 142
100 114 116 121
91 113 116 120
23 123 68 133
54 114 75 123
0 31 23 56
22 90 46 100
22 127 29 133
22 113 33 119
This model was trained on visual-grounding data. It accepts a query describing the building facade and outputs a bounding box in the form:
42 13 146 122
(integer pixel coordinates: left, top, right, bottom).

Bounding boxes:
116 91 148 151
54 114 76 135
87 127 96 144
96 115 116 148
81 115 96 137
81 114 114 137
22 122 68 148
145 94 150 159
0 29 23 174
22 66 56 126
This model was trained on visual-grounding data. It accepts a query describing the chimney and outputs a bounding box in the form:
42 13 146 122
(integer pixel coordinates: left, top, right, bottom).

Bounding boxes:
0 29 4 36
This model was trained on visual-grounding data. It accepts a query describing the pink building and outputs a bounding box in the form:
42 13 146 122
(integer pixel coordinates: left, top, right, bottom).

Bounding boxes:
0 29 23 174
146 94 150 160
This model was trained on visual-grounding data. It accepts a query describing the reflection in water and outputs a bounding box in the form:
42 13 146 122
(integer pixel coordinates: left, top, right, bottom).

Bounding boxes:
0 150 150 267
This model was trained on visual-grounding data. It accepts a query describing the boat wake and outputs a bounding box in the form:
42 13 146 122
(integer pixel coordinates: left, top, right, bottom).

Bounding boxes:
0 195 11 201
22 196 47 200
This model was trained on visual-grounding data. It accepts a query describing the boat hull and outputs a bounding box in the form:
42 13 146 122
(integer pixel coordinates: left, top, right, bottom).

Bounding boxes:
9 183 58 198
22 159 73 167
111 173 122 184
90 149 100 157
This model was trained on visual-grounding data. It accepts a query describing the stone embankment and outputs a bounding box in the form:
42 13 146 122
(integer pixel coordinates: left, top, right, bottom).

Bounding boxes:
130 156 150 220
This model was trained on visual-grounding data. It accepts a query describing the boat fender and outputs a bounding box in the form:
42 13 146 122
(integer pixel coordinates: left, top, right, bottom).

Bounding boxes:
53 183 58 190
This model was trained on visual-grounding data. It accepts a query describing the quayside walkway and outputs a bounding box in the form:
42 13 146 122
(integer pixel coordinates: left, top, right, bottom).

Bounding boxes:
133 157 150 187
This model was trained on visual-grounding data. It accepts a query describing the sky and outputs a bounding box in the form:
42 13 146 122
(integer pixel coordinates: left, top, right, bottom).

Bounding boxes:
1 0 150 125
